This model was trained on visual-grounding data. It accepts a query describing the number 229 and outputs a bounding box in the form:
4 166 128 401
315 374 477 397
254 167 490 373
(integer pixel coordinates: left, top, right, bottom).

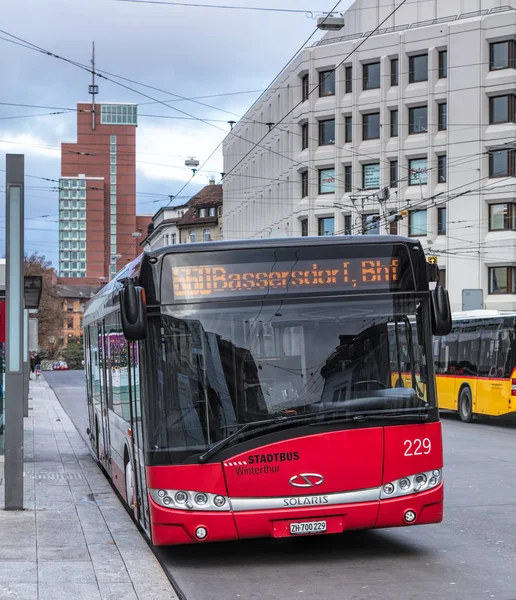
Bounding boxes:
404 438 431 456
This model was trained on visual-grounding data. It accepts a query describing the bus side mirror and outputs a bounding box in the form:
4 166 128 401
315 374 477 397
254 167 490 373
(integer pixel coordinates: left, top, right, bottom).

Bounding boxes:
120 281 147 341
431 283 452 336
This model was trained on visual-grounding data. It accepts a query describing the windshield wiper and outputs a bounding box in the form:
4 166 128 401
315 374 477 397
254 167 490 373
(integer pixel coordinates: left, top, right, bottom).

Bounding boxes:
309 409 430 426
198 415 291 463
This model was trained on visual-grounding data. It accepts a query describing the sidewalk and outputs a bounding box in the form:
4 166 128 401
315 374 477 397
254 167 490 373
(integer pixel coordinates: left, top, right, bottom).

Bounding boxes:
0 377 178 600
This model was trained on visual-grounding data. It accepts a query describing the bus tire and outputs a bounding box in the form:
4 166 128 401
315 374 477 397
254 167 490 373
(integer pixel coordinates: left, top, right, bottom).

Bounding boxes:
125 453 134 508
458 387 473 423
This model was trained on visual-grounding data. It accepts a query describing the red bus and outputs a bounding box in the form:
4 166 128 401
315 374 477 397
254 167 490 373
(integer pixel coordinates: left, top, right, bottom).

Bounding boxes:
83 236 451 545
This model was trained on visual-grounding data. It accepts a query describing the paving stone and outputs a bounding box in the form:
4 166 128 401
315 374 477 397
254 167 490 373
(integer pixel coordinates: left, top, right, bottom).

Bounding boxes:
98 582 138 600
39 582 102 600
0 561 37 584
38 560 96 584
37 543 91 561
0 583 38 600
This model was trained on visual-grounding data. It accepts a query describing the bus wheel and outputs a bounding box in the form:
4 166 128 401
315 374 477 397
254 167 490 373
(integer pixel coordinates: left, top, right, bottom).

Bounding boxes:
125 456 134 508
458 387 473 423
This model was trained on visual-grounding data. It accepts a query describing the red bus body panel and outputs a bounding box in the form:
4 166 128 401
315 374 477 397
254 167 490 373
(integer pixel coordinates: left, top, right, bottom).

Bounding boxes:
147 422 443 545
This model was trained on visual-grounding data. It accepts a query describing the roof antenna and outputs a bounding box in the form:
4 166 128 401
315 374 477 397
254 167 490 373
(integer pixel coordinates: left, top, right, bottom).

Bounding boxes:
88 41 99 130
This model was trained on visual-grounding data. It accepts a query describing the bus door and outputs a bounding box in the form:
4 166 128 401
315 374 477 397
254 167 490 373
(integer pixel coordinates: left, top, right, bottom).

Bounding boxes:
477 320 514 416
98 323 112 476
84 327 94 447
435 332 458 410
456 324 480 411
128 342 150 535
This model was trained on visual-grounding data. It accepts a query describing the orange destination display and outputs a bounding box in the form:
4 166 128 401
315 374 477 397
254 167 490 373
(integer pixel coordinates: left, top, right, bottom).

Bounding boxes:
171 257 403 300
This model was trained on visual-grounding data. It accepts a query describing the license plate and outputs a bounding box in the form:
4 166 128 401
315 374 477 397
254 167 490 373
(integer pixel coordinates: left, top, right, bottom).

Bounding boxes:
290 520 327 535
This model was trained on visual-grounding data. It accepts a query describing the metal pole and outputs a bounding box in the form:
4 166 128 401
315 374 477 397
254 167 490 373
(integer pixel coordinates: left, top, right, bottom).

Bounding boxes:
23 309 29 418
5 154 25 511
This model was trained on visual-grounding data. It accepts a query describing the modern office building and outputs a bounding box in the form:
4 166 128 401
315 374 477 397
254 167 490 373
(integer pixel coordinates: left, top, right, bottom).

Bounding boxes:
60 102 149 282
222 0 516 311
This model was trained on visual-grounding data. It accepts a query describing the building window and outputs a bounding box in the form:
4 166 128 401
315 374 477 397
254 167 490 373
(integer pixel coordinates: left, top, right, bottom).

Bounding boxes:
171 233 177 244
110 165 116 175
390 160 398 188
164 234 170 246
318 168 335 194
345 66 352 93
489 95 516 124
363 113 380 140
438 50 448 78
489 149 515 178
344 165 352 192
438 103 447 131
345 116 352 143
199 208 207 217
390 58 399 86
204 229 211 242
363 214 380 235
301 122 308 150
301 74 309 101
389 218 398 235
409 54 428 83
437 207 447 235
344 214 352 235
490 40 516 71
409 210 427 236
110 135 117 144
301 219 308 236
100 104 137 125
67 318 74 329
438 155 447 183
363 62 380 90
319 70 335 96
409 158 428 185
409 106 428 134
489 203 516 230
318 217 334 236
67 301 73 312
209 207 216 217
190 231 196 243
390 109 398 137
301 171 308 198
489 267 516 294
319 119 335 145
363 163 380 189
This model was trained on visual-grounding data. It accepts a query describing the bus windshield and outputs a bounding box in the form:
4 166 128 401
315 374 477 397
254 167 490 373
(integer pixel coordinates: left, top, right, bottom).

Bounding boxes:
142 295 432 463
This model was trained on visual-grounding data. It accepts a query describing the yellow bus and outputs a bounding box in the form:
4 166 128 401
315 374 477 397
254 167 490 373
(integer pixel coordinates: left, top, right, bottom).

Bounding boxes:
433 310 516 422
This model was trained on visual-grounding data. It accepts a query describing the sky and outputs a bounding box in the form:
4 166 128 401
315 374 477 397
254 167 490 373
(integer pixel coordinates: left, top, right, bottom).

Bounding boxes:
0 0 353 267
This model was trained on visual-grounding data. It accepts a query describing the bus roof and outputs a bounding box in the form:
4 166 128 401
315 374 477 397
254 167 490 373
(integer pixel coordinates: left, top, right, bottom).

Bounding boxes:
145 234 423 257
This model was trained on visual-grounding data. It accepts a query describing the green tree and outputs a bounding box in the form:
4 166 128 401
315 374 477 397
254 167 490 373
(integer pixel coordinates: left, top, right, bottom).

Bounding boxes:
24 253 64 352
62 337 84 370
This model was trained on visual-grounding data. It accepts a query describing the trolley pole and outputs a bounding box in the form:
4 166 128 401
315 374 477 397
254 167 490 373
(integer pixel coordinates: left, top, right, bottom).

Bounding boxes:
4 154 25 510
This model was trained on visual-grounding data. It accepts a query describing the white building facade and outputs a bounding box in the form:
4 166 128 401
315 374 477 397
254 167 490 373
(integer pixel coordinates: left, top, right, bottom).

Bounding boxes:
141 204 187 251
223 0 516 311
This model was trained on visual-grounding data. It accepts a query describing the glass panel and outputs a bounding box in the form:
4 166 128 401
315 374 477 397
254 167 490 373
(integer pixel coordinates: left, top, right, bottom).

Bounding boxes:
318 217 334 236
491 41 510 70
438 103 447 130
490 204 509 230
319 119 335 145
319 168 335 194
490 267 509 294
409 210 427 236
363 214 380 235
490 150 510 177
363 113 380 140
363 163 380 189
319 70 335 96
390 110 398 137
363 62 381 89
390 58 399 86
490 96 509 123
409 106 428 134
409 159 428 185
409 54 428 82
142 297 429 462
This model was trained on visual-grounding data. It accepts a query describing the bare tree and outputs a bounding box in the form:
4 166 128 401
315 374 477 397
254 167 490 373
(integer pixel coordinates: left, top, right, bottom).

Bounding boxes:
24 253 64 352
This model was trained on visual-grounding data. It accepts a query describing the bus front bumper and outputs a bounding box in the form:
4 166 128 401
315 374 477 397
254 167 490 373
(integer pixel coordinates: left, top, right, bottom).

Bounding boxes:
148 484 443 546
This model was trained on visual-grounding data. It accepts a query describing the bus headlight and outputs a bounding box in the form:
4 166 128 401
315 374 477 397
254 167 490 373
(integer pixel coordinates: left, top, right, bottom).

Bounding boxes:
380 469 442 499
150 489 230 511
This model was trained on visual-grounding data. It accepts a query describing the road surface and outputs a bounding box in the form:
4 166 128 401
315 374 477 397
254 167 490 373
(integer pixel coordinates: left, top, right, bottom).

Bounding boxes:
45 370 516 600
